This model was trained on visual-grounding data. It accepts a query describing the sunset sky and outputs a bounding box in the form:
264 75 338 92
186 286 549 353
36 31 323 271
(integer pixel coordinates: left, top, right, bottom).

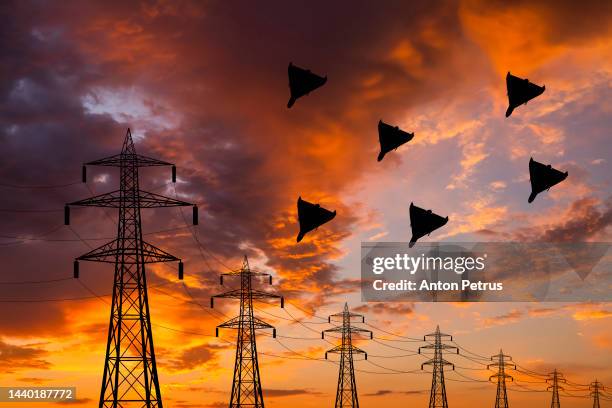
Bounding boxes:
0 1 611 407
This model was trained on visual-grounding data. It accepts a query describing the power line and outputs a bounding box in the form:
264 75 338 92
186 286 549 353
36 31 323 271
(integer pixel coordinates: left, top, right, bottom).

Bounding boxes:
0 181 82 189
0 207 64 213
0 276 73 285
0 225 190 244
371 338 421 353
450 340 490 361
364 321 423 341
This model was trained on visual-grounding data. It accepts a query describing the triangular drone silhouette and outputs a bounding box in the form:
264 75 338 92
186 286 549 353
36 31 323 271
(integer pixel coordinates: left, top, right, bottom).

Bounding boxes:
377 120 414 161
505 72 545 117
528 158 568 203
287 63 327 108
296 197 336 242
409 203 448 248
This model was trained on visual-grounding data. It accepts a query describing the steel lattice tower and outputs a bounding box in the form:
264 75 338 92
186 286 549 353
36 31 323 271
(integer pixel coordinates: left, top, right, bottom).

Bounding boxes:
590 380 602 408
419 326 458 408
322 303 373 408
65 128 197 408
488 350 515 408
546 369 566 408
211 256 284 408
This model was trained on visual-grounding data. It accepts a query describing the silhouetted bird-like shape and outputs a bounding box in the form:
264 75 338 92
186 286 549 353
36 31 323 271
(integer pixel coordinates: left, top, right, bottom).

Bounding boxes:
409 203 448 248
287 63 327 108
505 72 545 117
528 158 568 203
296 197 336 242
377 120 414 162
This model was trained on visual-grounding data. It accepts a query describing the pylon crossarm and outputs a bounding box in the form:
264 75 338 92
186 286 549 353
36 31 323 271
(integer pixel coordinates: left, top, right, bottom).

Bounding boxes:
323 326 345 334
75 239 120 263
326 344 366 355
250 289 282 300
212 290 242 300
252 316 275 330
86 153 172 168
213 289 281 301
137 190 193 208
76 239 180 264
140 241 181 263
221 270 270 278
425 332 453 340
69 190 122 208
217 316 241 329
422 357 454 367
419 343 456 352
68 189 193 209
323 326 372 338
490 373 514 381
348 327 372 335
217 316 274 331
329 311 365 321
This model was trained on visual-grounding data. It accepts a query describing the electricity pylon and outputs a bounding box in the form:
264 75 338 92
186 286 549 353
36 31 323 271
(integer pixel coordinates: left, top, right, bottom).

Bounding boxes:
65 128 197 408
211 256 284 408
546 369 566 408
322 303 373 408
419 326 459 408
590 380 603 408
488 350 515 408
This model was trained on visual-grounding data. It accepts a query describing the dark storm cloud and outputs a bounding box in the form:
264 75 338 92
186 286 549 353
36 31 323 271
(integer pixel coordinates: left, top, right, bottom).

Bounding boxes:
0 339 51 372
0 0 483 321
164 342 230 371
540 196 612 242
364 389 427 396
464 0 612 44
354 302 414 316
56 397 94 405
0 0 610 368
15 377 50 384
264 388 322 397
512 196 612 242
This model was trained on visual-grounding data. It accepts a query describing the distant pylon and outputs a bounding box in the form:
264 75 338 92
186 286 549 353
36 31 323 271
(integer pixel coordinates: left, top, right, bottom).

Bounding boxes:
546 369 566 408
488 350 515 408
590 380 603 408
211 256 284 408
66 128 197 407
419 326 459 408
322 303 373 408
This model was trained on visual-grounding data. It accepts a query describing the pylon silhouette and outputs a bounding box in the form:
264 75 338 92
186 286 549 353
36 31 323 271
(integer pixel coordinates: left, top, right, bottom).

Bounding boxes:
590 380 603 408
546 369 566 408
488 350 515 408
211 256 284 408
65 128 197 407
322 303 373 408
419 326 459 408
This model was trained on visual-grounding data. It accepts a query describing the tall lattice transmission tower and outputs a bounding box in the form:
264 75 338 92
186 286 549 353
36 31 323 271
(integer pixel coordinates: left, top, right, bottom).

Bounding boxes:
488 350 515 408
322 303 373 408
211 256 284 408
419 326 459 408
590 380 603 408
65 128 198 408
546 369 566 408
